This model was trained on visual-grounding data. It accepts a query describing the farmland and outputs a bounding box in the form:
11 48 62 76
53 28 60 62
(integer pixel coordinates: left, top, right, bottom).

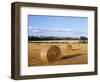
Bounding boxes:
28 40 88 66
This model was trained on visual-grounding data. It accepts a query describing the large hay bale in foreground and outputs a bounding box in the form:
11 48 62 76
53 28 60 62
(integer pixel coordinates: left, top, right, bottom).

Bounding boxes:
40 45 62 64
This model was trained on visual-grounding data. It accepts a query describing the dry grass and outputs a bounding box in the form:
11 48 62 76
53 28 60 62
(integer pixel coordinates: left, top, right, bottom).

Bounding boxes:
28 40 88 66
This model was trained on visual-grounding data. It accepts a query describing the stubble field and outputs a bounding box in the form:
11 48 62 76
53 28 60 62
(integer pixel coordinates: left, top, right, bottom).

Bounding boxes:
28 40 88 66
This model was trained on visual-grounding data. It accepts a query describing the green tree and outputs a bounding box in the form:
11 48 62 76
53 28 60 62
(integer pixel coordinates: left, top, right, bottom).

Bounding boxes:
80 36 88 43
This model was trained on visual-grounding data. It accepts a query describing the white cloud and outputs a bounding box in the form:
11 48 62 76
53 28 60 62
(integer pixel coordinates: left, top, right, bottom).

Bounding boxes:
66 28 72 31
51 27 73 32
29 26 41 32
29 26 33 29
32 29 40 32
29 26 73 32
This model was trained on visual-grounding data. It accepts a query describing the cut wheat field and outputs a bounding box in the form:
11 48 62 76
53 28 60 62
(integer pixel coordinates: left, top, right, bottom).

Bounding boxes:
28 40 88 66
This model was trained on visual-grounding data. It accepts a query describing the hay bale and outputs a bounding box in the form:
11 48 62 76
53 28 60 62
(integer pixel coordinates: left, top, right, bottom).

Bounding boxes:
40 45 62 64
67 44 73 50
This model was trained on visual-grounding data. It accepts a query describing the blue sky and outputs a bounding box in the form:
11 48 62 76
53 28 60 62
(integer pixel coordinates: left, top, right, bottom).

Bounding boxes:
28 15 88 37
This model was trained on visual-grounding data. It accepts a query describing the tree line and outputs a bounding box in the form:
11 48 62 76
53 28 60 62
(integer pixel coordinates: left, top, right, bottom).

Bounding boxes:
28 36 88 41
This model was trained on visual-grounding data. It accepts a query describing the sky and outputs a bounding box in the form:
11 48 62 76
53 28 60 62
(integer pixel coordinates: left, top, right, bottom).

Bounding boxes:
28 15 88 37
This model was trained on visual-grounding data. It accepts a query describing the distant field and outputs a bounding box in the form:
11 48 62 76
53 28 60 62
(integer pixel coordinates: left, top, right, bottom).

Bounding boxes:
28 40 88 66
29 40 80 43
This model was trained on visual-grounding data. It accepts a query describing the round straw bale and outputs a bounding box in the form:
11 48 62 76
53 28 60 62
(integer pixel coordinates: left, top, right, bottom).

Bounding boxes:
40 45 62 64
67 44 73 50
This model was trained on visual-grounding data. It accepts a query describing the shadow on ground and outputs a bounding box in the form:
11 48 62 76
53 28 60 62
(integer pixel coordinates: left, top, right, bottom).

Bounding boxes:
61 54 82 60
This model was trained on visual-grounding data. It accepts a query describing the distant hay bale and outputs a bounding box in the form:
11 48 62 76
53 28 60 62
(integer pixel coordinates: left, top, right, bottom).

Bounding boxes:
40 45 62 64
67 44 73 50
77 42 80 46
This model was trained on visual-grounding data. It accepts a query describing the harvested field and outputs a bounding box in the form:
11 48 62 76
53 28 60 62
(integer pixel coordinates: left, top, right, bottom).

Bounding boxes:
28 40 88 66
